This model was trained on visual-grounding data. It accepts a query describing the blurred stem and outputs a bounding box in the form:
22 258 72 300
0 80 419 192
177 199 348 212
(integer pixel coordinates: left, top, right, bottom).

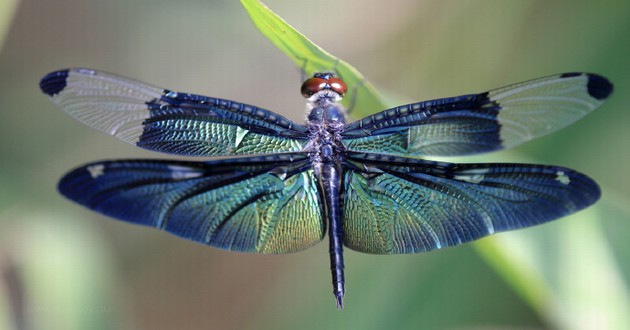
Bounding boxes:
474 238 551 314
0 0 20 52
1 255 27 330
476 209 630 330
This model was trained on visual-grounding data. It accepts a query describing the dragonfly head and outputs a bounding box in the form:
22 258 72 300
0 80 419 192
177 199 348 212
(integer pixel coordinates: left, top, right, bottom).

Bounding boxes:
301 72 347 99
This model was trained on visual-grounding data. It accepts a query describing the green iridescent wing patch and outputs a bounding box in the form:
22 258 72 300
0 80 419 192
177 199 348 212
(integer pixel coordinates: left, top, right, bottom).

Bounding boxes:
342 153 600 254
58 154 325 254
342 73 611 157
40 69 309 157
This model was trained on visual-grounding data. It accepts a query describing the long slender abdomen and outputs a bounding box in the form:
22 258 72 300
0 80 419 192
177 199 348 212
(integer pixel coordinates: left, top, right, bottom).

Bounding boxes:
316 163 345 308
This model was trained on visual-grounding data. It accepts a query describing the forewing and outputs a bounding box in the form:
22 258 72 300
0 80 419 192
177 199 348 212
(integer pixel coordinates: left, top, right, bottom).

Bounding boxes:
40 68 309 157
342 153 600 254
58 154 324 253
343 73 612 157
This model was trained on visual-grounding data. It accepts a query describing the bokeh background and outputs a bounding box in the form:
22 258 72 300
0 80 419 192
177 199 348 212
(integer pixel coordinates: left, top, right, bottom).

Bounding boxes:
1 1 629 329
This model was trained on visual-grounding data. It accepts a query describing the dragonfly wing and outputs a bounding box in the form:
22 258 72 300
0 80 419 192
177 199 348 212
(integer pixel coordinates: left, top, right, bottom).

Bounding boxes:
59 154 324 253
343 73 612 157
342 153 600 254
40 69 309 157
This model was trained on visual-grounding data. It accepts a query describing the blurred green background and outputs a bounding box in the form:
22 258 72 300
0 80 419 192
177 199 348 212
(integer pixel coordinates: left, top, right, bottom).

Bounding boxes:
1 1 629 329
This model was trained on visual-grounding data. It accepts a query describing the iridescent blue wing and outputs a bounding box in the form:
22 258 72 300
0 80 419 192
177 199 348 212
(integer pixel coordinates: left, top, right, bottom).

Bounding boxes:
343 73 612 157
58 154 324 253
40 69 309 157
342 153 600 254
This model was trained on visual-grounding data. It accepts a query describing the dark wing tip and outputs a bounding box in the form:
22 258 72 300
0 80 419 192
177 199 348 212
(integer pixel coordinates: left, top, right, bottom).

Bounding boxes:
585 73 613 101
40 69 70 96
560 72 613 101
56 163 89 202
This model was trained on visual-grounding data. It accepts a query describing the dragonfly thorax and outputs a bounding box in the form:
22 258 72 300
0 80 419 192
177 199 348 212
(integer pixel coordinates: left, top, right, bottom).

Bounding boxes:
305 104 346 164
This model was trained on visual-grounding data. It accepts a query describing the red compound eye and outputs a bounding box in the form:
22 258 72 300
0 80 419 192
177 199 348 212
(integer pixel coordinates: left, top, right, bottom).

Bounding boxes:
301 77 327 97
327 77 347 96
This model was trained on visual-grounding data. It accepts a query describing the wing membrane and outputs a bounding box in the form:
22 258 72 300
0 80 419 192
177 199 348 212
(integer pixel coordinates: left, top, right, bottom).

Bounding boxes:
58 154 324 253
342 153 600 254
40 69 309 157
343 73 612 157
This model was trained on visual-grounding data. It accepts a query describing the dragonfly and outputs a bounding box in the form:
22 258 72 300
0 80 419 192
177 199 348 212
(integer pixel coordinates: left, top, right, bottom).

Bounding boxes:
40 68 612 308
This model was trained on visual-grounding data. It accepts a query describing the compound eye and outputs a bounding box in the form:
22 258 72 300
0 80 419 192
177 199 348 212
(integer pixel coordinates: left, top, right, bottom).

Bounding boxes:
301 77 327 97
327 77 347 96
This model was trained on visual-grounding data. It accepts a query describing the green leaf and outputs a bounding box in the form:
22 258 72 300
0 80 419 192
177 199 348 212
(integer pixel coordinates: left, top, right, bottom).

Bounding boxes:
240 0 387 118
